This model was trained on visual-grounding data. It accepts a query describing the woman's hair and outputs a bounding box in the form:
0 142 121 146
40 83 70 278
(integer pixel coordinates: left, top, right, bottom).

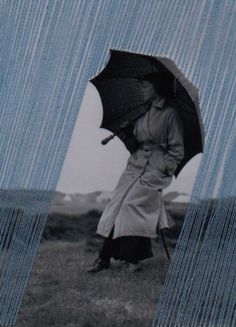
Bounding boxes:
142 71 175 97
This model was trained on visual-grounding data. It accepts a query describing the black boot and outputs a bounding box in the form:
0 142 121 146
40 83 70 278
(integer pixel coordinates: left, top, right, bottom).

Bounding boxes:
87 257 111 273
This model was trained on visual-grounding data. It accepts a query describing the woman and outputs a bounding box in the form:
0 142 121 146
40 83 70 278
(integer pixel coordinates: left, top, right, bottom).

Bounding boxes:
88 72 184 273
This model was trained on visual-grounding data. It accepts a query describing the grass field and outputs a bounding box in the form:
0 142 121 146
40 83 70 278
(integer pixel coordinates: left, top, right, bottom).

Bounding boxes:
16 204 187 327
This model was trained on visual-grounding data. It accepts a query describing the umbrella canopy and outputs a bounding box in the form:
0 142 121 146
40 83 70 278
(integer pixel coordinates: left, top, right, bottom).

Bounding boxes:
90 50 204 177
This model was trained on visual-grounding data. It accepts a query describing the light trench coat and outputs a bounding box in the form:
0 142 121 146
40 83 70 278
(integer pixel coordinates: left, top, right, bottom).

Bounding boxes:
97 97 184 239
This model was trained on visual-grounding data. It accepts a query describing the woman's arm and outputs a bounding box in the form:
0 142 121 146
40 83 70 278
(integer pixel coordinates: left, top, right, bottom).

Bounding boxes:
163 109 185 176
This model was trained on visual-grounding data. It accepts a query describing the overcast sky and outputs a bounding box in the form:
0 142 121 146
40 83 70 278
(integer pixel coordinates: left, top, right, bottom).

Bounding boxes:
56 83 202 199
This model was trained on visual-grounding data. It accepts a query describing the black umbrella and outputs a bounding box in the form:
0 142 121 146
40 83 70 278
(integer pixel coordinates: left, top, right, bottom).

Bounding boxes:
90 50 204 177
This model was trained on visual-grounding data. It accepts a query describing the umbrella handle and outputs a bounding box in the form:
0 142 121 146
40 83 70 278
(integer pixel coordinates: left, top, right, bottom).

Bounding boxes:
101 121 130 145
101 134 115 145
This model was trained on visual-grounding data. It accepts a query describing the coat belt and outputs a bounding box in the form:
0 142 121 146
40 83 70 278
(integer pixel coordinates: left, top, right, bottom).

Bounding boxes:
139 143 166 152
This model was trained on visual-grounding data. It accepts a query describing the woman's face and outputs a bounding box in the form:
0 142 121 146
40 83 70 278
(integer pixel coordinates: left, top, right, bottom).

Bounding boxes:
140 80 157 102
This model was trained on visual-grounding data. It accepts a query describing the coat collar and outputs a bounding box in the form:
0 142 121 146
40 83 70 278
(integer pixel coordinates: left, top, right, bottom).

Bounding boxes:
151 96 166 109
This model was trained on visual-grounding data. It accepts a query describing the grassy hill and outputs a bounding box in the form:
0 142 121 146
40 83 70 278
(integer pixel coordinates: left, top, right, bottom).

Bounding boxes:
15 202 188 327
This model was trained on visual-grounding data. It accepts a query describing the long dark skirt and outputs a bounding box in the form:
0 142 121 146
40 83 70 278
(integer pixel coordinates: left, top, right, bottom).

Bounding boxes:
99 227 153 264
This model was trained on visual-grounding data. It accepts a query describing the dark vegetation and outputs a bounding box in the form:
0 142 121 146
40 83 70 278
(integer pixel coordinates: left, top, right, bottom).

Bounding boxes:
42 203 187 248
41 210 101 243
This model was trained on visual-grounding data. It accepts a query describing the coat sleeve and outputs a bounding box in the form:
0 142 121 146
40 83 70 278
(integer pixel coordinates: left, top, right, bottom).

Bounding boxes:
163 109 184 176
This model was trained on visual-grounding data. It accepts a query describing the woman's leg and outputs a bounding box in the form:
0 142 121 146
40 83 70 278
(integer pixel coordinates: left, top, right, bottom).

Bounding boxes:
87 228 115 272
98 229 115 262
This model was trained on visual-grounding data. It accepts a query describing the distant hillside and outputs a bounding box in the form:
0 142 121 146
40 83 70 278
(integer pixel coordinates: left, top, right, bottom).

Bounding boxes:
50 190 113 215
0 189 112 215
50 190 194 216
0 188 220 218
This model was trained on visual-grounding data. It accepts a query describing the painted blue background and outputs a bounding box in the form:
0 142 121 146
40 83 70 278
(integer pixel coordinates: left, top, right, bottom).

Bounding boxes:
0 0 236 325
